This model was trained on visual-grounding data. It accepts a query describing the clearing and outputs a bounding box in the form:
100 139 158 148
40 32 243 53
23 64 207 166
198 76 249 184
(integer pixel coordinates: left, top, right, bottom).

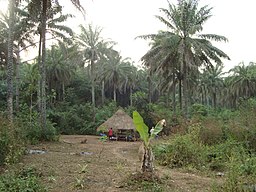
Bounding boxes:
17 135 221 192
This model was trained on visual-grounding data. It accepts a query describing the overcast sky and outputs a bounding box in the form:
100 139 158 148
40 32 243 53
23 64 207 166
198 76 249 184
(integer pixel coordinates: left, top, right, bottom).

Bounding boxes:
1 0 255 71
63 0 256 72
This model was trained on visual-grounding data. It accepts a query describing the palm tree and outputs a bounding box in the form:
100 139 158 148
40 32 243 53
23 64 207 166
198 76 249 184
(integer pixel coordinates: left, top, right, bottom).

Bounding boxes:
20 63 39 121
198 64 224 108
138 0 230 118
97 47 118 105
45 42 79 103
228 62 256 105
0 7 36 113
76 24 114 120
101 53 133 102
123 63 138 107
27 0 84 130
6 0 15 124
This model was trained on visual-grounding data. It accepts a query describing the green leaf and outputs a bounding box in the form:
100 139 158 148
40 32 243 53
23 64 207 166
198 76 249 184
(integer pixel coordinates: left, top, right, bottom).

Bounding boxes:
132 111 149 144
150 119 166 139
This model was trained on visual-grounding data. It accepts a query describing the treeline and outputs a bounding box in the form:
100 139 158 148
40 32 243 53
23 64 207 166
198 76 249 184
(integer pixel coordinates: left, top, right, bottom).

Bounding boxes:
0 0 255 166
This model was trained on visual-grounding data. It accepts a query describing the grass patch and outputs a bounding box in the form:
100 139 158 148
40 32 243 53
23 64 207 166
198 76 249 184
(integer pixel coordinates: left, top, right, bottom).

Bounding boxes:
124 171 164 192
0 167 46 192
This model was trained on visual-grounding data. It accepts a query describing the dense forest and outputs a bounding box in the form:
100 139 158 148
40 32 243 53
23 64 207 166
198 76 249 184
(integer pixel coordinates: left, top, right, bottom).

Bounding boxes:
0 0 256 191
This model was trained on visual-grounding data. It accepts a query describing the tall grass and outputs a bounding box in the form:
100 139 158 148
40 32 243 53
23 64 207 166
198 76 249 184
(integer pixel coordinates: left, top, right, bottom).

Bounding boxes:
153 99 256 190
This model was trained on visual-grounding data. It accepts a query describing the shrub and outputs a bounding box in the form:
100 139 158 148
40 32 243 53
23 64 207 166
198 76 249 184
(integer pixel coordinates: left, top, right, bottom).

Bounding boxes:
190 103 208 117
212 153 256 192
153 125 207 169
199 117 224 145
49 103 94 134
0 116 25 166
0 167 46 192
18 117 58 144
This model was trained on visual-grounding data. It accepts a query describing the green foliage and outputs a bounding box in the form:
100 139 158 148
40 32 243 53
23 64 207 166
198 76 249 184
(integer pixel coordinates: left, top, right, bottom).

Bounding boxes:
0 81 6 111
154 134 207 168
0 116 25 166
133 111 165 146
133 111 149 145
199 117 225 145
17 109 58 144
95 102 118 125
154 119 256 189
0 167 46 192
140 181 164 192
150 119 166 140
50 101 117 135
0 109 59 166
125 172 163 192
212 152 256 192
50 103 94 135
149 103 175 135
97 126 107 133
190 103 208 117
99 135 108 142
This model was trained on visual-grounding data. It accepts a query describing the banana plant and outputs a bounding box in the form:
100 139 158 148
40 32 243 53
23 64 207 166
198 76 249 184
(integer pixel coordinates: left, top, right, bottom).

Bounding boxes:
133 111 166 172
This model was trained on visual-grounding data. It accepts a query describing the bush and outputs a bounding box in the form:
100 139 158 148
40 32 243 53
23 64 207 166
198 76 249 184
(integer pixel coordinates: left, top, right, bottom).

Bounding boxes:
17 115 58 144
0 110 58 166
0 116 25 166
49 103 94 134
50 101 118 135
190 103 208 117
199 117 224 145
211 152 256 192
153 125 207 169
0 167 46 192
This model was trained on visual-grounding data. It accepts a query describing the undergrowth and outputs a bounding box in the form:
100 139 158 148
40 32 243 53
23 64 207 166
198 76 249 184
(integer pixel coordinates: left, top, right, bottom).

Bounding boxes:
0 167 46 192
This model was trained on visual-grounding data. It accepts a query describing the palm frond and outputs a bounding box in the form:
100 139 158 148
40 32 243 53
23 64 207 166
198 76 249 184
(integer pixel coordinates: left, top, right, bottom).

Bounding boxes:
198 34 229 42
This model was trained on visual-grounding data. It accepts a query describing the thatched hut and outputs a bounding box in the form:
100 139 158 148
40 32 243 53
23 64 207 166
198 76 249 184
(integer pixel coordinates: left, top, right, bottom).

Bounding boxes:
97 109 137 141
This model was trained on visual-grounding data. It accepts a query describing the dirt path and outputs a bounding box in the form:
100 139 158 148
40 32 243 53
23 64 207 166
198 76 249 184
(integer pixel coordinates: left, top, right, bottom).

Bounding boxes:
19 135 221 192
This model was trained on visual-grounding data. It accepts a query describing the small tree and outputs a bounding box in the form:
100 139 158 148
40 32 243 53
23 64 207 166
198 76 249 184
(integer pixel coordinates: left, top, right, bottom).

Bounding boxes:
133 111 166 173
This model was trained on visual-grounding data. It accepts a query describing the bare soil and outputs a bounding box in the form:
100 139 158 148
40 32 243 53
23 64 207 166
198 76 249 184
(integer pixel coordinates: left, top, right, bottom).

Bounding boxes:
18 135 222 192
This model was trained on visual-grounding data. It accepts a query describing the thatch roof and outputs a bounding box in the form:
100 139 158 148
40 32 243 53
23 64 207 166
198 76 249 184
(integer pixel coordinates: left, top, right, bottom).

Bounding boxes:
97 109 135 132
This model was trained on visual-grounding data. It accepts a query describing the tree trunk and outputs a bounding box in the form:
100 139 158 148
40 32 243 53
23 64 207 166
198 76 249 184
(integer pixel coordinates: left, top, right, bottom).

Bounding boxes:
90 51 95 122
183 57 189 119
38 33 42 114
148 73 152 103
40 0 47 130
101 80 105 105
166 87 170 107
62 83 65 101
130 87 133 107
7 0 15 124
172 72 176 116
141 143 154 173
213 86 217 109
179 77 182 111
113 83 117 102
15 48 21 113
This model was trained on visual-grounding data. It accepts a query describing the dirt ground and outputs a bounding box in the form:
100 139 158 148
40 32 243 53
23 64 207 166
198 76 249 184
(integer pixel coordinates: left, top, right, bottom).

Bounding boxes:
18 135 222 192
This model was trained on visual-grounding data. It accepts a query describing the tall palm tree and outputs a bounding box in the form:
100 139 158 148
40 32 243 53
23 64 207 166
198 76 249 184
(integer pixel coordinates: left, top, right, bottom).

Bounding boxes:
138 0 230 118
198 64 224 108
6 0 15 124
97 47 118 105
20 63 39 120
101 53 133 102
46 42 79 103
0 8 35 112
228 62 256 103
27 0 84 130
76 24 114 120
123 64 138 107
